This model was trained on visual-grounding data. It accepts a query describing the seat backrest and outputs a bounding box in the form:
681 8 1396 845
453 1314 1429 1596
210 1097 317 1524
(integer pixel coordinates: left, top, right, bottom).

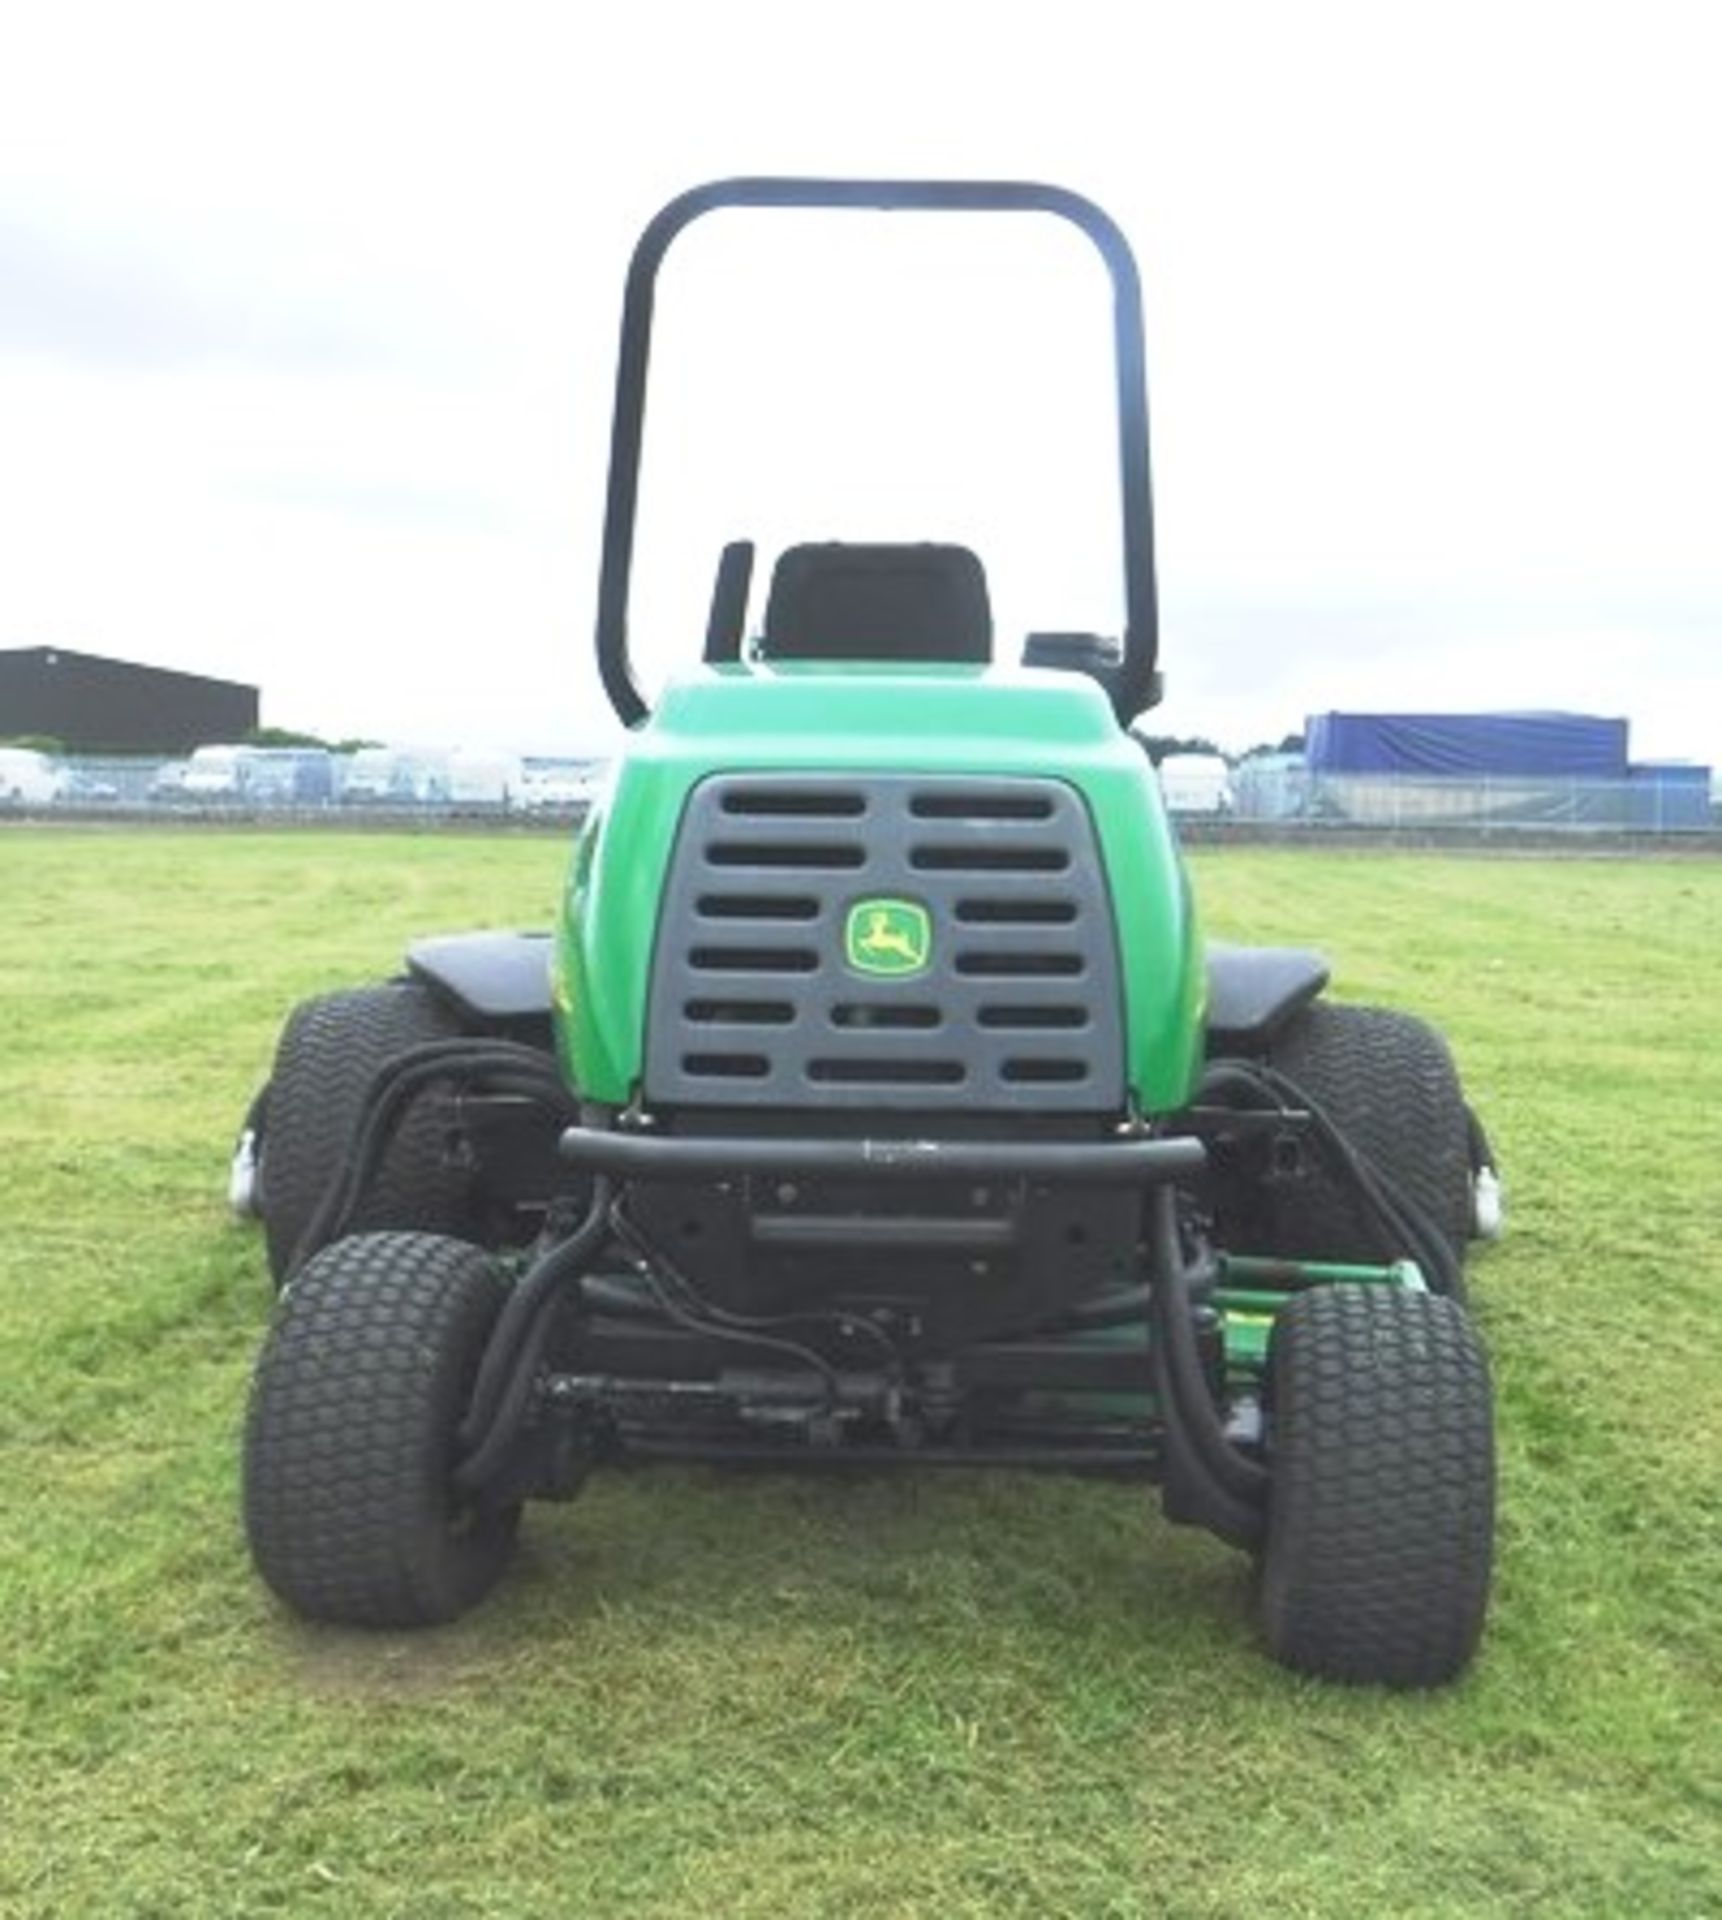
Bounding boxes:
759 543 992 664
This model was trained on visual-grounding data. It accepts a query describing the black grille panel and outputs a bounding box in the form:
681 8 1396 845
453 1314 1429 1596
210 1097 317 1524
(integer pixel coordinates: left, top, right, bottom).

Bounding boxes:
645 773 1125 1110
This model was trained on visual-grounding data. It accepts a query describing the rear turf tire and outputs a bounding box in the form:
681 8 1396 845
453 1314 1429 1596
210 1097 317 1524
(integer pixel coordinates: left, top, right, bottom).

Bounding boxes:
243 1232 519 1626
261 982 470 1285
1266 1001 1473 1275
1257 1284 1494 1687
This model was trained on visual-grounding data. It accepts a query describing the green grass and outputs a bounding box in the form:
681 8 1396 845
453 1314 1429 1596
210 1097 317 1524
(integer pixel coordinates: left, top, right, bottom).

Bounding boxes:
1 828 1717 1918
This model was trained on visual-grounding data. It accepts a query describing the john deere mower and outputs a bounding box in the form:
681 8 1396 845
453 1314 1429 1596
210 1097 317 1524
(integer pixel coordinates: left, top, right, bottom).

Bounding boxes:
239 179 1500 1686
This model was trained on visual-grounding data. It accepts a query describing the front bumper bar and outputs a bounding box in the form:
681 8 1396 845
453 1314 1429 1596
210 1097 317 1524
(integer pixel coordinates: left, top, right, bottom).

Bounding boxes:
558 1126 1206 1185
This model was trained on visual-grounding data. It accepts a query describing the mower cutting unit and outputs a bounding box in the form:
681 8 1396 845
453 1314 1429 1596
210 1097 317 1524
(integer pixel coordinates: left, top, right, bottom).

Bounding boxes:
240 180 1500 1686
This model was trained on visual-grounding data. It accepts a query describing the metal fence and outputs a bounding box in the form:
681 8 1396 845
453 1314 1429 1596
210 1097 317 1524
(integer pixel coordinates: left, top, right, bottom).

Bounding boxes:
23 754 603 819
9 754 1718 836
1228 763 1717 834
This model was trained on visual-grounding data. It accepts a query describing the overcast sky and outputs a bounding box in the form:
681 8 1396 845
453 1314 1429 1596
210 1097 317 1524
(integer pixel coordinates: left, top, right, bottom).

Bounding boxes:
2 1 1717 762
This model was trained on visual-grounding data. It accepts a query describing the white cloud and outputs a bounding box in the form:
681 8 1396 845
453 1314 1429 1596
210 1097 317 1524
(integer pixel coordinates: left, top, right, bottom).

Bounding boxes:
0 0 1717 760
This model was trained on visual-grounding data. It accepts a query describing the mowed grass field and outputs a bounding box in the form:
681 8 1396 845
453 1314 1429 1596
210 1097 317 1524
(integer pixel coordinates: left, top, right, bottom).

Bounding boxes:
0 827 1717 1918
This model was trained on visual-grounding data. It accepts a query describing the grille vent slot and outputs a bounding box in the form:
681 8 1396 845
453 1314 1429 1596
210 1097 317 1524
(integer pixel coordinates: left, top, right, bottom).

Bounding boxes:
910 791 1054 821
978 1004 1089 1030
808 1058 965 1086
696 893 820 921
722 788 867 817
831 1003 942 1030
910 844 1068 873
688 945 819 974
955 898 1077 925
682 1052 771 1079
707 842 865 869
1002 1058 1089 1084
956 951 1084 977
685 998 796 1026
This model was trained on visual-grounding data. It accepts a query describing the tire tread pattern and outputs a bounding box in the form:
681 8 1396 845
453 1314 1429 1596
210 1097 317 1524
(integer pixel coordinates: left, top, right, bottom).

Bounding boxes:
1259 1284 1494 1687
243 1232 517 1626
1267 1001 1472 1264
262 983 468 1282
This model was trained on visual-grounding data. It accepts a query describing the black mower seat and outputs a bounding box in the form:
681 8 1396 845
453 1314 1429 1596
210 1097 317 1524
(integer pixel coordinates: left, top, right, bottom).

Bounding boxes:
759 542 992 664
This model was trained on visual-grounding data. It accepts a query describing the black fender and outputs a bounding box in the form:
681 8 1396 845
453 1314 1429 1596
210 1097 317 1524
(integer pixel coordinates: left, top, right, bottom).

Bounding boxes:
1205 943 1329 1054
406 931 556 1036
230 937 559 1223
405 933 1330 1053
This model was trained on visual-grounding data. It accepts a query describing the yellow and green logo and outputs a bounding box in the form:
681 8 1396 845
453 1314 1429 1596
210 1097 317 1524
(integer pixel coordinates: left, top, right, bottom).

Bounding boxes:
844 898 932 978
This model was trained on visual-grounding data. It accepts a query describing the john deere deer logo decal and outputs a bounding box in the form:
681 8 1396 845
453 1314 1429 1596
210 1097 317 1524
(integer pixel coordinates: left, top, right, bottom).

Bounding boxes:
845 899 932 978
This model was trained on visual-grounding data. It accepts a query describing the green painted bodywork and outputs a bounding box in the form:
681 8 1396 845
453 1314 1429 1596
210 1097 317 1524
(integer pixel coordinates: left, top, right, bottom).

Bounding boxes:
960 1249 1429 1418
1217 1254 1428 1292
1217 1256 1429 1372
553 660 1206 1112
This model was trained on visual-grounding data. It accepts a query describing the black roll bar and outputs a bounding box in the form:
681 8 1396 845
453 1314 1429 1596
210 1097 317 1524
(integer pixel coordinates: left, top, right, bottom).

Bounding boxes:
593 177 1161 728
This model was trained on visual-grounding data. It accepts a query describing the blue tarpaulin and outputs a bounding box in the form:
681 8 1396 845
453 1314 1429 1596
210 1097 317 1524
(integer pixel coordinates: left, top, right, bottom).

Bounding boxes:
1627 762 1713 830
1305 711 1630 778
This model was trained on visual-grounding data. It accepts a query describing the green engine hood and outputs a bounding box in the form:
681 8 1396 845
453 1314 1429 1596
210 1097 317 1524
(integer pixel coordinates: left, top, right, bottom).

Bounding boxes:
554 662 1205 1113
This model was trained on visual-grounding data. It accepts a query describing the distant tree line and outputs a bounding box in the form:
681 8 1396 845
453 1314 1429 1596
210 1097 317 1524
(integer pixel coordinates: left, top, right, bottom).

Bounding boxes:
15 724 1310 764
4 728 388 757
243 727 384 754
1133 732 1305 766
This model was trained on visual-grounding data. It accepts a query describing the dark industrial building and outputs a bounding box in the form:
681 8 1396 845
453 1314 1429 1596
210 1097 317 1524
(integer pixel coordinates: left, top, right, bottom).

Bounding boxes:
0 647 258 754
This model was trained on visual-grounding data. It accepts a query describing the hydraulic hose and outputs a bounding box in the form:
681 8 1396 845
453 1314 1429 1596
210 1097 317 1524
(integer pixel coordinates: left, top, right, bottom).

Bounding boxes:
1198 1058 1463 1299
1257 1060 1463 1299
456 1185 891 1495
1031 1284 1152 1334
1152 1334 1264 1548
1145 1184 1269 1505
288 1038 581 1276
452 1287 563 1493
578 1272 664 1319
458 1178 614 1451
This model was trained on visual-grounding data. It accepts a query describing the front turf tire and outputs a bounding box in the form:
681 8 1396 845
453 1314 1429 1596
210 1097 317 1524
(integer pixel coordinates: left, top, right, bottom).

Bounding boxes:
1257 1284 1494 1688
243 1232 519 1627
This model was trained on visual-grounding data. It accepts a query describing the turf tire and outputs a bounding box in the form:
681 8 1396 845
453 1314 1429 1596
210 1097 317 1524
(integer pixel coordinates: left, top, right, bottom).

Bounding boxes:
243 1232 519 1626
261 982 469 1285
1257 1284 1494 1687
1264 1001 1473 1275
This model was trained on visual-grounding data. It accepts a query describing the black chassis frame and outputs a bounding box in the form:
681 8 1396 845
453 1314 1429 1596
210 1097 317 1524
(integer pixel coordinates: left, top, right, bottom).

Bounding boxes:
388 932 1331 1547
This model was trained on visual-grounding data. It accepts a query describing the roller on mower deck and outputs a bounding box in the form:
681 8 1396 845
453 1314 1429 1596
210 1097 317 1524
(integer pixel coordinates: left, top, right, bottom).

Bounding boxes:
236 178 1502 1687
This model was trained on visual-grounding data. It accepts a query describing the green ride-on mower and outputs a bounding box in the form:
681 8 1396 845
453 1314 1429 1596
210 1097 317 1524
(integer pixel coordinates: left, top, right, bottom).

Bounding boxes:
238 179 1502 1686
